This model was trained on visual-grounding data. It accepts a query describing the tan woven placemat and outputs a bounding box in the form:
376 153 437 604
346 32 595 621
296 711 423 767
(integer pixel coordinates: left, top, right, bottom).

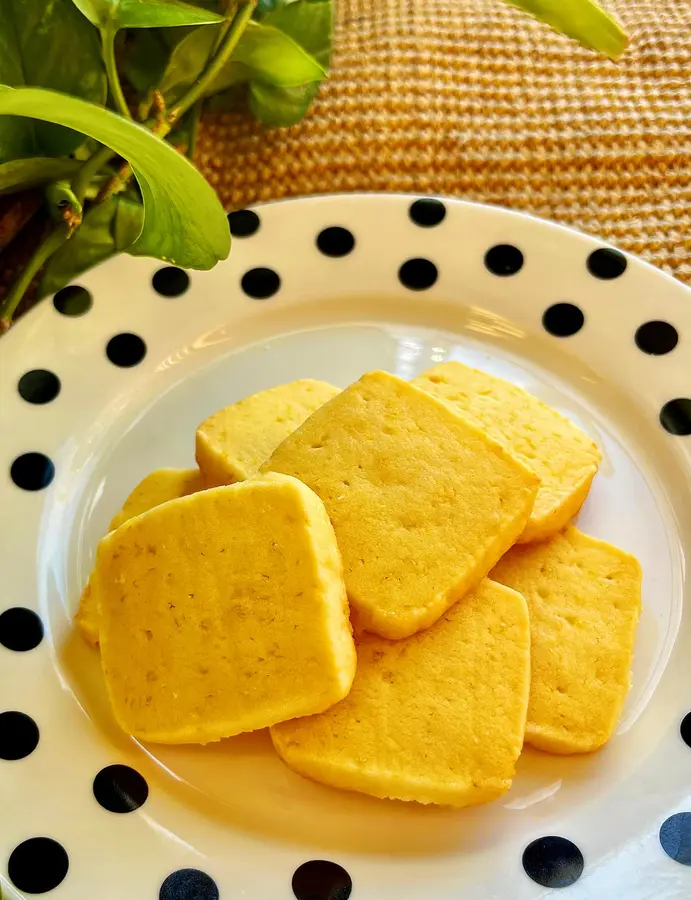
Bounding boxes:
198 0 691 284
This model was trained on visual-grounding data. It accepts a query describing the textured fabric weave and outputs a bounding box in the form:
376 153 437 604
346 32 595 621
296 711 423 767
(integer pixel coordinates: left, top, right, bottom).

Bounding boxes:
197 0 691 284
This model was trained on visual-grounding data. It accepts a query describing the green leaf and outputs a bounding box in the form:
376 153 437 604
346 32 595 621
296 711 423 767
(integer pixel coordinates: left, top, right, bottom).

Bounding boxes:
121 30 172 93
39 198 119 296
0 87 230 268
159 10 327 105
39 191 145 296
263 0 333 67
0 0 107 161
248 80 319 127
504 0 628 59
242 1 332 128
159 26 217 103
71 0 224 31
202 18 325 97
114 192 144 250
231 21 325 87
0 157 83 196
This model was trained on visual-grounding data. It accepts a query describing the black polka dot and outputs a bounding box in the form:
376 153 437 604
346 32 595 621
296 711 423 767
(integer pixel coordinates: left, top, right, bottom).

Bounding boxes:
292 860 353 900
106 333 147 367
11 452 55 491
8 838 68 893
0 607 44 652
682 713 691 748
398 258 438 291
316 227 355 258
17 369 61 405
484 244 524 276
543 302 585 337
53 285 92 317
0 711 39 760
409 198 446 227
241 267 280 299
660 813 691 865
635 320 679 355
522 836 584 888
228 209 260 237
152 266 190 298
587 247 627 280
93 764 149 813
660 399 691 436
160 868 219 900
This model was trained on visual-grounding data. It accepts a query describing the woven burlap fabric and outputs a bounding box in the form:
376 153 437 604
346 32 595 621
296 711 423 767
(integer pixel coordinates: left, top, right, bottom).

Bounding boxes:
198 0 691 284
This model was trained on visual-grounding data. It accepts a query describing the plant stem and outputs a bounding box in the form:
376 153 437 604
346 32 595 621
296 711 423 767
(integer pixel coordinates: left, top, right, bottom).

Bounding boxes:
68 2 255 224
102 28 131 120
96 3 255 202
72 144 116 205
186 101 203 160
171 0 256 122
212 0 238 53
0 224 68 331
96 158 136 203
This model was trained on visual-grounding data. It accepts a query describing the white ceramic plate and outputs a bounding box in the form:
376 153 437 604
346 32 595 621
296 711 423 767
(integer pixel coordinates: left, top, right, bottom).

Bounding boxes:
1 194 690 900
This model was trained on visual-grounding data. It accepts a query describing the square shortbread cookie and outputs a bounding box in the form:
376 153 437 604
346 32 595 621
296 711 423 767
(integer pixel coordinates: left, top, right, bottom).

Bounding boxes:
264 370 539 638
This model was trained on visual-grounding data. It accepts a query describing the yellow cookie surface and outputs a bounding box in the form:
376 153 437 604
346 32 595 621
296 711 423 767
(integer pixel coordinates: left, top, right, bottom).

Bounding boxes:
75 579 101 647
75 468 202 646
265 370 539 639
413 362 601 542
271 580 531 806
109 467 202 531
491 527 642 754
196 379 340 487
96 473 356 744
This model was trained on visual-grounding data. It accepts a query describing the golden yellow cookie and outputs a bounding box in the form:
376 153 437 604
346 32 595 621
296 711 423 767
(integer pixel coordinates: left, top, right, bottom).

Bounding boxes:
75 468 202 646
491 527 642 754
264 370 539 639
75 578 101 647
196 380 340 487
413 362 601 542
108 468 202 531
96 473 356 744
271 580 531 806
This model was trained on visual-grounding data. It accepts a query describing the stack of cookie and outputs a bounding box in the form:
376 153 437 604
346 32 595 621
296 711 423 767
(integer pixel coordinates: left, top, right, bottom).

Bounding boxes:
76 364 641 807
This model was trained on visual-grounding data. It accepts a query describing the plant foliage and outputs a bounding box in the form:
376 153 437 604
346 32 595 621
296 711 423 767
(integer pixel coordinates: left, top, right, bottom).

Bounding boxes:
0 0 626 330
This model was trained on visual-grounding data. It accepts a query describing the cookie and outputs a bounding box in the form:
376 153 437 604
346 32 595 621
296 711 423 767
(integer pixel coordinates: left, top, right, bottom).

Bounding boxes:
413 362 601 542
96 473 356 744
264 370 539 639
196 379 340 486
76 467 202 645
491 527 642 753
271 580 530 806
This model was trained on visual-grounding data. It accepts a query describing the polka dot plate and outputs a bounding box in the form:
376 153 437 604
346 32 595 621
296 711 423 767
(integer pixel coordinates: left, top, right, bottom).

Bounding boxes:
1 194 691 900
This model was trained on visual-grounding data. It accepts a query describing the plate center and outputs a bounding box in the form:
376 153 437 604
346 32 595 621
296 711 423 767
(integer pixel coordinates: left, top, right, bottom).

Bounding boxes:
51 321 685 855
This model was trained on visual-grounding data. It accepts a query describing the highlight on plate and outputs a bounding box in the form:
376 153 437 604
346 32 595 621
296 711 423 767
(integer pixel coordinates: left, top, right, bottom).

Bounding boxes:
76 363 642 807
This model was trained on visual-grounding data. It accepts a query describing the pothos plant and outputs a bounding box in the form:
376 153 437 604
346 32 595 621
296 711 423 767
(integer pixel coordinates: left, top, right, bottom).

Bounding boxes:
0 0 626 332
